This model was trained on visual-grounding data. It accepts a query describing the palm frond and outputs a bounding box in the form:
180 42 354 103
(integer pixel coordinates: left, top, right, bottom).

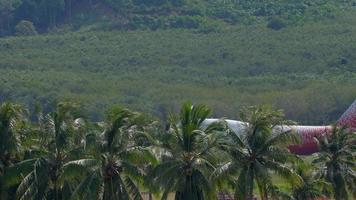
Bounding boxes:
16 172 35 200
60 159 100 182
123 176 143 200
234 167 249 200
210 161 240 188
261 130 301 152
71 171 102 200
121 161 145 182
3 159 36 187
264 160 303 187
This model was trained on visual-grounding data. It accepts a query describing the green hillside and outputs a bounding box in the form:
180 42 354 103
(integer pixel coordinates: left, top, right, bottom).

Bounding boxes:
1 0 355 36
0 10 355 123
1 2 356 200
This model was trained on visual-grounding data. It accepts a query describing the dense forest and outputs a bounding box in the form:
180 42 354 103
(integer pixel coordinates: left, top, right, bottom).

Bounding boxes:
1 19 356 123
1 0 355 36
0 0 356 122
0 101 355 200
0 0 356 200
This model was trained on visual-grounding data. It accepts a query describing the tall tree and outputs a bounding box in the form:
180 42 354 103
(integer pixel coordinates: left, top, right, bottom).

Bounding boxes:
4 102 87 200
150 102 227 200
0 102 27 200
213 105 302 200
0 102 27 173
14 0 64 29
0 0 22 31
70 106 155 200
313 126 356 200
290 163 331 200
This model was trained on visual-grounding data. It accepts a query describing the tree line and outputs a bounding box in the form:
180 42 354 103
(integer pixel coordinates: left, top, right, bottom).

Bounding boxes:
0 101 355 199
1 0 352 36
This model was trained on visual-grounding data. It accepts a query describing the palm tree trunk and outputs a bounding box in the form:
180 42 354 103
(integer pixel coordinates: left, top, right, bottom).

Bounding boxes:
0 181 8 200
247 166 254 200
54 180 59 200
54 151 61 200
176 175 201 200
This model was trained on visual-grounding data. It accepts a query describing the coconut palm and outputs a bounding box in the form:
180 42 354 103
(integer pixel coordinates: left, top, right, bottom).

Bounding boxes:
213 105 302 200
290 163 331 200
0 103 27 200
3 102 88 200
313 125 356 200
69 105 156 200
150 102 228 200
0 102 27 173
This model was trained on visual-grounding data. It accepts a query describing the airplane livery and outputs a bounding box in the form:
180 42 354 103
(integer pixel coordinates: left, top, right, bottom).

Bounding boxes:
204 100 356 155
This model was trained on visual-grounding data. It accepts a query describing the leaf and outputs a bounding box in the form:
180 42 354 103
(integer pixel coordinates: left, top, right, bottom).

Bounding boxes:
60 159 100 182
123 176 143 200
3 159 36 187
71 171 102 200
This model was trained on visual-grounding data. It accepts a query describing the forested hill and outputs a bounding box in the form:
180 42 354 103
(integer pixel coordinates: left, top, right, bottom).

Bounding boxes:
0 0 356 124
0 0 355 36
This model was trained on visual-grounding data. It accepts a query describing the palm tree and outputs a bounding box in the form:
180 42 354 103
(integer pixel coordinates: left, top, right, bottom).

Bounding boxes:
213 105 302 200
290 163 331 200
0 102 27 173
0 102 27 200
4 102 87 200
69 105 156 200
150 102 228 200
313 125 356 200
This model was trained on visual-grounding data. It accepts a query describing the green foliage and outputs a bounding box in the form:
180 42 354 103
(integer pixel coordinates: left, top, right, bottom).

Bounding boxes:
212 105 302 200
167 15 203 29
12 102 87 200
14 20 37 36
0 101 355 199
196 19 226 34
0 13 356 123
267 17 287 30
0 0 21 13
291 163 332 200
0 0 354 35
70 106 156 200
0 102 27 169
14 0 65 29
149 102 228 200
0 0 22 34
313 126 356 200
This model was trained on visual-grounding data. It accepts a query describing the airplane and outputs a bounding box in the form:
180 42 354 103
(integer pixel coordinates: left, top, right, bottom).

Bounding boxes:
203 100 356 155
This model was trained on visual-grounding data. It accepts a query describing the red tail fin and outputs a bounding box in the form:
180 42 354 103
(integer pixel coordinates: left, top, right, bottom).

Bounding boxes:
338 100 356 130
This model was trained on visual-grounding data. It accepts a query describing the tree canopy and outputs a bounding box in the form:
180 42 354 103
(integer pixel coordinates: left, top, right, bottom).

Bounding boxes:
0 101 354 200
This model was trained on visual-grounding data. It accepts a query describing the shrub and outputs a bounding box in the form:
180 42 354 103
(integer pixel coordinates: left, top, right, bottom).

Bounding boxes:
340 57 348 65
15 20 38 36
267 17 287 30
129 15 162 30
168 16 203 29
197 19 225 34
